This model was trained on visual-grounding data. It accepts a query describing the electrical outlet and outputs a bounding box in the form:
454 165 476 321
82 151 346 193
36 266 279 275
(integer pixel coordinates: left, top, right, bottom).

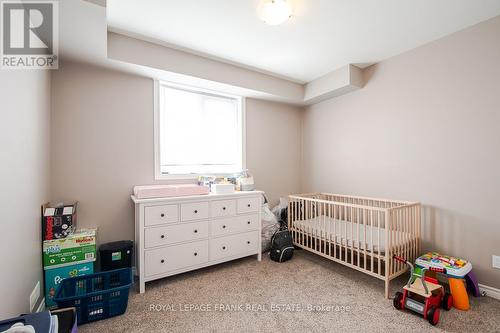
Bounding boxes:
29 281 40 312
493 255 500 270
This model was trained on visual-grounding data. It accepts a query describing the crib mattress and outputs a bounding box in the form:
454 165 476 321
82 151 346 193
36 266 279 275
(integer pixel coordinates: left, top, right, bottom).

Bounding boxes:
293 215 411 253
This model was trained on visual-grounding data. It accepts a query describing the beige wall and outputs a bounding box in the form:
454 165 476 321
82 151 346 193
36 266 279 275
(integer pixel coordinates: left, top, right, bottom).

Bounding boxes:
50 62 302 245
107 32 305 104
302 16 500 288
246 98 302 207
0 70 51 318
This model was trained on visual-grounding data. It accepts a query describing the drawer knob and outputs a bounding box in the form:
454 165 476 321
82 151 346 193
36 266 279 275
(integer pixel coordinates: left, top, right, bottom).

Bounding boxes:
247 241 251 244
194 229 198 233
222 246 226 250
223 207 226 210
247 204 251 207
194 252 198 256
160 213 165 217
247 221 251 224
161 235 165 239
194 210 198 214
222 225 226 229
161 259 165 263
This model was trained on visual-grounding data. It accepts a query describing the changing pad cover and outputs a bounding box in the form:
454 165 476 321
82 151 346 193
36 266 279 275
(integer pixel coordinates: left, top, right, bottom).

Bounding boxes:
134 184 209 199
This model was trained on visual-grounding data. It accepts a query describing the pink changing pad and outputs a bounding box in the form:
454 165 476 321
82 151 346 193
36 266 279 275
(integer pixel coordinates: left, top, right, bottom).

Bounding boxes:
133 184 210 199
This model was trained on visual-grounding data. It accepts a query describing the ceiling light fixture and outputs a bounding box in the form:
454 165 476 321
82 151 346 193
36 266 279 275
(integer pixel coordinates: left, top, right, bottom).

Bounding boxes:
257 0 293 26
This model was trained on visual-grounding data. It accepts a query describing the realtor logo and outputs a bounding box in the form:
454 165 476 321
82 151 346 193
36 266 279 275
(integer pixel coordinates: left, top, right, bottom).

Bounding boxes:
1 0 58 69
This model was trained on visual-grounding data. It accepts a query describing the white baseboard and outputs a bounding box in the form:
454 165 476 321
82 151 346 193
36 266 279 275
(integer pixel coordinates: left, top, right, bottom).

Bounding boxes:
479 284 500 300
36 298 46 312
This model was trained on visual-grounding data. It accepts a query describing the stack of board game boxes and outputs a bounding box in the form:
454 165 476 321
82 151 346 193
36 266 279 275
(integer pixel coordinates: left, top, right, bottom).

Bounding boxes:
42 203 97 308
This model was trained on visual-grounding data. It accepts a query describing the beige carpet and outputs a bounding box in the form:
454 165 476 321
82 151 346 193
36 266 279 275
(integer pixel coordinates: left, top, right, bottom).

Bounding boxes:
80 251 500 333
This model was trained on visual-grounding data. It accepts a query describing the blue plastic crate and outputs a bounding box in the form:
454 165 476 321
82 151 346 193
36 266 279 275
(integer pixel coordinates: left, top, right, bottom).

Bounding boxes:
54 268 133 325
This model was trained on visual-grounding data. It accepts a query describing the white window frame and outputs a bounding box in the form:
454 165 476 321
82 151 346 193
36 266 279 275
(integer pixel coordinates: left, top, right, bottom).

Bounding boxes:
154 80 246 180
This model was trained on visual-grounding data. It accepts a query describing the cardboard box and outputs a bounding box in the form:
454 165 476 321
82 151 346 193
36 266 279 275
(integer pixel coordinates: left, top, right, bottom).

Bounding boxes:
43 229 96 268
45 261 94 309
210 183 235 194
43 203 78 240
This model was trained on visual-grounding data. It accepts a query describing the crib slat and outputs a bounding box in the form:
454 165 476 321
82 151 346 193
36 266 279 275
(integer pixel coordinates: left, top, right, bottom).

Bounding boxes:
394 209 399 273
405 207 408 263
298 198 302 248
403 208 406 271
314 200 318 252
315 201 318 252
409 206 412 262
320 202 324 254
320 202 323 254
350 206 354 265
394 209 398 274
398 208 402 273
344 205 347 262
417 205 422 256
289 197 292 240
319 202 322 253
412 206 416 261
400 208 404 272
301 198 304 248
333 204 337 259
370 210 374 273
327 203 331 257
356 208 360 269
305 198 308 248
413 205 416 260
314 201 318 252
377 212 380 274
363 208 367 270
297 198 300 247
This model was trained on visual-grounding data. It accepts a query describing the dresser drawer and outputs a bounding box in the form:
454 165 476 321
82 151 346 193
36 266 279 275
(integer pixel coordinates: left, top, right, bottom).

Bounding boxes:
209 231 259 261
211 214 259 237
144 221 208 248
181 202 209 221
211 199 236 218
145 204 179 226
236 197 260 214
145 240 208 277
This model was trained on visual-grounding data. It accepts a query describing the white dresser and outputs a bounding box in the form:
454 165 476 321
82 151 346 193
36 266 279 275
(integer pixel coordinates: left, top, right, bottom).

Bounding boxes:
132 191 263 293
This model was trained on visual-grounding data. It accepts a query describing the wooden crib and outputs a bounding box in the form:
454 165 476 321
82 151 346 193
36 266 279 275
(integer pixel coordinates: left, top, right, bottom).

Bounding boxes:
288 193 421 298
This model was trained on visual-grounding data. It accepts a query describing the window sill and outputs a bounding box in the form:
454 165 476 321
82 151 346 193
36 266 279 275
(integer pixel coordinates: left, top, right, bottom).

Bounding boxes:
155 172 242 181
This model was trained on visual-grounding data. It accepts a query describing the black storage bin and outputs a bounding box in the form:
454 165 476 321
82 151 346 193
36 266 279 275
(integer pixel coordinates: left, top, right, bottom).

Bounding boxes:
99 240 133 271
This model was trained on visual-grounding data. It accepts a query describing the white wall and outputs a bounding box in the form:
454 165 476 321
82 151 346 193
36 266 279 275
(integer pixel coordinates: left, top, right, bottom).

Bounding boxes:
302 16 500 288
50 61 302 245
0 70 51 319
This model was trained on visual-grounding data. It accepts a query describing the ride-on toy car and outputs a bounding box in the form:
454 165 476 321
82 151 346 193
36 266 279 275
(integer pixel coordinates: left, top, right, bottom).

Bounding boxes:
393 255 453 326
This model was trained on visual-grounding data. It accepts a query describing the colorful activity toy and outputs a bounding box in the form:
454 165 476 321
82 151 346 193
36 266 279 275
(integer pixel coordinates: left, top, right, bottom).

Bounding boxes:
415 252 479 310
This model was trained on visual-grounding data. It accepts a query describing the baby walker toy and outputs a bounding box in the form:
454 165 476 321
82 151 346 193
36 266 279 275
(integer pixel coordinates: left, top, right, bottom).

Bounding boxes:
393 255 453 326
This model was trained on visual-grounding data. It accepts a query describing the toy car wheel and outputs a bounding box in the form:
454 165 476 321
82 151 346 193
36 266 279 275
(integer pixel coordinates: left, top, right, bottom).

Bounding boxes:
393 291 404 310
442 293 453 311
427 306 440 326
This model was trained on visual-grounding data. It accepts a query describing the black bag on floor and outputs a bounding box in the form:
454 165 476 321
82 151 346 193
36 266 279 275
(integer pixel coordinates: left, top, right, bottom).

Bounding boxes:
269 220 294 262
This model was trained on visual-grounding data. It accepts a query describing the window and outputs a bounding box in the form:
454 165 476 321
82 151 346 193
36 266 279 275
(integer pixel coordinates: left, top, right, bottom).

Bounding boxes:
155 81 244 178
